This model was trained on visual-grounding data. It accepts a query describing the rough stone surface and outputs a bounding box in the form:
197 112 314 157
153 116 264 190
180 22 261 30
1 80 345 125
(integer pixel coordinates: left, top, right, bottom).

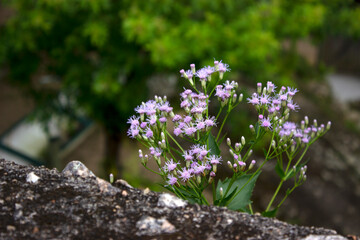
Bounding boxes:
0 159 356 240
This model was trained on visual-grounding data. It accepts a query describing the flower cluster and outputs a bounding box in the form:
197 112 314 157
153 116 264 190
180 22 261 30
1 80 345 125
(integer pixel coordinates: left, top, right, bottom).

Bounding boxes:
173 89 216 137
127 60 331 216
247 81 331 149
127 96 173 140
164 144 222 186
128 60 237 199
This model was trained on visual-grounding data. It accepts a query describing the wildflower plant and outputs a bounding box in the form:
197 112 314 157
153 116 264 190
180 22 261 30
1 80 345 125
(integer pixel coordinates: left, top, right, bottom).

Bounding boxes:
127 60 331 216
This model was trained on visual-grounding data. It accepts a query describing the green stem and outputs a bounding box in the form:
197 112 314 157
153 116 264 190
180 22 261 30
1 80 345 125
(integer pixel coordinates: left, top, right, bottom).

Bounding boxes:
225 130 275 205
216 110 230 141
276 185 297 209
265 179 284 212
166 130 184 152
248 203 254 214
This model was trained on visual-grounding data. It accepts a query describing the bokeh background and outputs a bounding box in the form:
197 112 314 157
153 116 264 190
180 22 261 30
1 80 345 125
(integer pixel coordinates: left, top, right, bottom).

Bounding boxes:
0 0 360 235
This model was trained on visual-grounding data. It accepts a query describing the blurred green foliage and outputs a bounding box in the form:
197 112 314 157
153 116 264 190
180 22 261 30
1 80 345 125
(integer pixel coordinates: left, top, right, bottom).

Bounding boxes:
0 0 359 176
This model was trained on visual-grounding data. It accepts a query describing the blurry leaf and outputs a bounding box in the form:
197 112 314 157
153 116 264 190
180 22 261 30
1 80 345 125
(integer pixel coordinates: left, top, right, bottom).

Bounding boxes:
208 134 221 156
262 208 278 217
275 162 285 179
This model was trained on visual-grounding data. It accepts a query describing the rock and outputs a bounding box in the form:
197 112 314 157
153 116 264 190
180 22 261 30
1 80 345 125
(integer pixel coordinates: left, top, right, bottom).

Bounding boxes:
26 172 40 184
0 158 356 240
62 160 96 178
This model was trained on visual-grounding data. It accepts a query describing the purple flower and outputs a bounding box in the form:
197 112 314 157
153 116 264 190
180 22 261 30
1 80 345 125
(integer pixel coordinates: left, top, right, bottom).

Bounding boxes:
279 94 287 101
183 151 194 161
167 175 178 186
127 116 140 127
135 104 146 115
272 98 281 105
174 127 182 136
144 100 157 116
259 94 270 105
215 87 230 101
193 163 206 175
180 100 190 108
159 116 167 123
267 81 276 92
196 68 208 80
180 89 193 99
158 102 173 113
184 126 197 136
217 61 230 73
191 144 202 155
287 100 300 111
164 159 179 172
145 128 154 138
199 146 209 159
204 66 215 75
184 116 192 123
178 168 192 182
302 137 309 144
185 70 193 79
127 128 139 138
148 115 157 125
261 117 272 129
140 122 147 129
172 114 182 122
283 122 296 130
204 117 216 127
191 106 205 115
209 155 222 165
287 87 298 96
247 94 259 105
196 120 206 130
150 147 162 158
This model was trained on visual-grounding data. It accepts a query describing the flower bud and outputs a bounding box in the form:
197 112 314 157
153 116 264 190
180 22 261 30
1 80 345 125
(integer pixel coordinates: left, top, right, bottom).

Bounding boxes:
219 72 224 80
313 119 318 127
232 94 237 104
238 93 243 102
241 136 246 145
301 120 305 130
235 143 241 152
109 173 114 184
229 149 234 156
271 140 276 148
249 160 256 170
180 69 187 79
304 116 309 125
219 187 224 198
190 63 196 73
257 83 262 94
197 175 201 184
249 125 255 134
238 161 246 171
201 79 206 89
227 161 232 169
227 138 231 146
326 121 331 130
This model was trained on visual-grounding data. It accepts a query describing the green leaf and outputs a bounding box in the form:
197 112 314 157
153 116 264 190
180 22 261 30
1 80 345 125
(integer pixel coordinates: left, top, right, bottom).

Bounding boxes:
208 133 220 156
215 171 261 211
262 208 278 217
275 162 285 179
